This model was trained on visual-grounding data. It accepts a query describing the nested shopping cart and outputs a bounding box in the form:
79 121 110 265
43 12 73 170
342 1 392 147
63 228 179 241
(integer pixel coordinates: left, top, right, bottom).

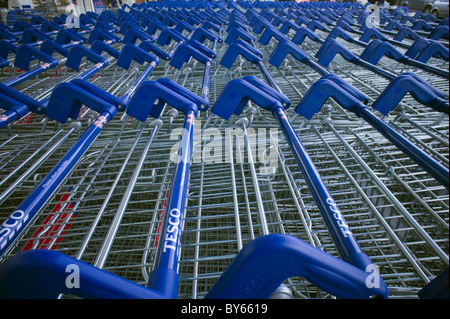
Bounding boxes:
0 0 448 299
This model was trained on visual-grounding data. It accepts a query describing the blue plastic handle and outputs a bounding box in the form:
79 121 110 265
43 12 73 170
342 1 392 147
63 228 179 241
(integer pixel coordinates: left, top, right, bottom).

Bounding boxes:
0 107 117 257
14 44 58 71
295 77 450 189
428 26 449 41
291 27 322 45
0 93 29 129
169 43 211 69
393 27 421 42
220 41 262 69
0 247 165 298
40 40 70 58
87 28 119 44
269 39 311 67
90 40 120 60
372 73 449 115
225 26 255 45
21 28 53 44
65 45 108 71
127 79 205 121
415 42 449 63
295 78 367 120
155 27 186 46
127 79 205 298
139 40 171 61
206 234 388 299
316 38 358 67
0 82 43 113
45 81 119 124
258 25 289 45
211 77 284 119
0 40 17 60
122 27 154 45
116 43 158 70
405 38 432 59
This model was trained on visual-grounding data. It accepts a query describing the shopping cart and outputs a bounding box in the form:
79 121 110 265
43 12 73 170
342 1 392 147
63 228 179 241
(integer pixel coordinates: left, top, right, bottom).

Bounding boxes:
0 0 448 300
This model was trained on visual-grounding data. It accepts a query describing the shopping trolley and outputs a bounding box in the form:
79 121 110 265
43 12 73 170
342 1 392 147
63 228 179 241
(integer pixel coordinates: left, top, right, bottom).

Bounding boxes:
0 0 448 300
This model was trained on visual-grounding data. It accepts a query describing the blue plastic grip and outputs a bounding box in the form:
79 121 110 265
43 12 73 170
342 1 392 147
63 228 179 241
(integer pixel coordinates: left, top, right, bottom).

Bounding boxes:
14 44 58 71
269 40 311 67
40 40 70 58
211 77 286 120
116 43 158 70
139 41 171 61
372 73 449 115
0 245 165 298
155 27 186 46
45 80 120 123
220 41 262 69
258 26 288 45
126 79 203 121
205 234 388 299
122 27 154 45
316 39 358 67
294 78 367 119
169 43 211 69
65 45 107 71
225 26 255 45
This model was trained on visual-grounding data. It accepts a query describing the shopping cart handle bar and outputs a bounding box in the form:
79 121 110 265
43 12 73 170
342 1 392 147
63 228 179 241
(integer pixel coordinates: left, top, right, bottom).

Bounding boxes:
45 82 119 124
154 26 183 45
220 41 262 69
360 40 450 78
40 40 70 58
372 73 449 115
258 26 289 46
205 234 389 299
0 40 17 59
87 29 118 45
123 27 155 45
169 43 212 69
269 40 311 67
55 29 85 45
0 57 8 68
116 43 158 70
225 26 255 45
294 78 366 120
0 250 165 299
0 82 43 113
211 77 286 120
325 26 353 43
429 26 449 41
90 40 120 60
0 93 29 129
415 42 449 63
393 27 421 42
191 27 223 44
65 45 108 72
174 20 196 34
126 80 202 122
139 40 171 61
291 27 322 45
307 20 329 33
316 38 358 67
13 44 58 71
359 28 387 43
297 77 450 188
156 78 209 110
20 28 52 44
405 38 432 59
